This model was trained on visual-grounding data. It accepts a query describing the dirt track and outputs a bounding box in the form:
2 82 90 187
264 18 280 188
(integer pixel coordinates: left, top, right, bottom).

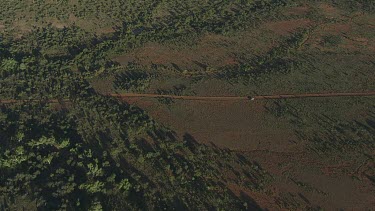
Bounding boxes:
1 91 375 104
110 91 375 101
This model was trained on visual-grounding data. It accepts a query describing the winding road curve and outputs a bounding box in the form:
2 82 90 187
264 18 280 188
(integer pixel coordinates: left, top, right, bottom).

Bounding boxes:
1 91 375 104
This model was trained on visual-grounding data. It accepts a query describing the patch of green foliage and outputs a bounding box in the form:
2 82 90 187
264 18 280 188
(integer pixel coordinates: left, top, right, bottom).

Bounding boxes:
321 35 342 47
113 64 152 92
0 56 271 209
1 5 279 206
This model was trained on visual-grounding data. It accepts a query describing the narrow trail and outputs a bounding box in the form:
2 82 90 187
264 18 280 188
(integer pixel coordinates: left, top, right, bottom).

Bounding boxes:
1 91 375 104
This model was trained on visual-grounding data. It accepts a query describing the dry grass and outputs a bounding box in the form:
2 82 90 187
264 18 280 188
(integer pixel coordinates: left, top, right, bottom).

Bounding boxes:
265 19 313 35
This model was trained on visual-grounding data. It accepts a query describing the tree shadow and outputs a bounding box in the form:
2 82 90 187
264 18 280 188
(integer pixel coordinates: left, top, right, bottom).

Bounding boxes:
240 191 263 211
182 133 200 153
366 119 375 130
193 61 208 69
171 63 182 71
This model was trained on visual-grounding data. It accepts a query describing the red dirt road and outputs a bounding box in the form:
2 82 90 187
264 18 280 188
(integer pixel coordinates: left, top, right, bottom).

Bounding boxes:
110 91 375 101
1 91 375 104
0 99 68 104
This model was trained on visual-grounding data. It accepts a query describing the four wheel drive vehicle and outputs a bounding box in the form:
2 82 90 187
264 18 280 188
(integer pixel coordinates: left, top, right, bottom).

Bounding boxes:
248 96 255 101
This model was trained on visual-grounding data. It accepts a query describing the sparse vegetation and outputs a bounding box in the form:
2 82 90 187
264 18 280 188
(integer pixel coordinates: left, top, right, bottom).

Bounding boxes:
0 0 374 210
321 35 343 47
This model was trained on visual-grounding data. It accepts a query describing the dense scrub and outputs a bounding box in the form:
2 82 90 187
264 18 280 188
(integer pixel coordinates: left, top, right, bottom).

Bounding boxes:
0 1 282 209
0 54 271 209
